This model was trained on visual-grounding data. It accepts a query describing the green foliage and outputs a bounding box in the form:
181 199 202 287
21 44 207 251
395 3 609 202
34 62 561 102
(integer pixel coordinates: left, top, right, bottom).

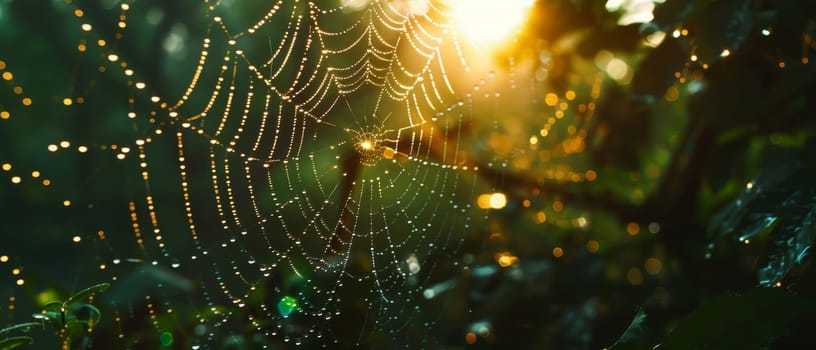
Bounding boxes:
31 283 110 350
661 288 815 349
710 148 816 286
610 288 815 350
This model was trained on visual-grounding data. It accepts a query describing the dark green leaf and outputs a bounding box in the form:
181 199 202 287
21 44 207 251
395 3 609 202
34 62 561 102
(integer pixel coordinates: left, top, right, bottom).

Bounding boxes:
758 205 815 286
661 288 816 350
0 336 33 350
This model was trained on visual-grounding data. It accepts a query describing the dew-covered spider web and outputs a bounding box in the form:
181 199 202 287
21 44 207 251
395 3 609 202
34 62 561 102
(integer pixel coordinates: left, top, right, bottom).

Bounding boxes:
88 0 513 346
0 0 609 347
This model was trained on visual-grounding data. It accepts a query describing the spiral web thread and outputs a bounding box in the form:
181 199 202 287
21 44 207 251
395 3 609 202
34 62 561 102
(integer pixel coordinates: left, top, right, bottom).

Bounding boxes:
75 0 520 346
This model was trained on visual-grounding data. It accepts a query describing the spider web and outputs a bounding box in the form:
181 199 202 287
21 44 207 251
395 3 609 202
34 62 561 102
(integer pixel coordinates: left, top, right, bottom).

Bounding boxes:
79 0 515 347
0 0 656 347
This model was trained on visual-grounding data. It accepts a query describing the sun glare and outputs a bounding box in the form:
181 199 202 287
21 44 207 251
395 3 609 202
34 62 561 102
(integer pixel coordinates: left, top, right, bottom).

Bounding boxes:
450 0 535 44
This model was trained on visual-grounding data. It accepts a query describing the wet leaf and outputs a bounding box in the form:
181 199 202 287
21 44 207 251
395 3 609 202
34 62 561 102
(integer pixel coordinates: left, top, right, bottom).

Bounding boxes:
710 147 816 286
758 205 816 286
661 288 816 350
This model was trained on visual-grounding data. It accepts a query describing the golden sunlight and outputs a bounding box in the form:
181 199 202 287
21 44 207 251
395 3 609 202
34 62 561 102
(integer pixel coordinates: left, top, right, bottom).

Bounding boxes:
449 0 535 44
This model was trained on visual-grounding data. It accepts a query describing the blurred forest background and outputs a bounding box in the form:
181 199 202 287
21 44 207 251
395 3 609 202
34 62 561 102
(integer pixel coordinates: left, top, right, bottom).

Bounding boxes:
1 0 816 349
